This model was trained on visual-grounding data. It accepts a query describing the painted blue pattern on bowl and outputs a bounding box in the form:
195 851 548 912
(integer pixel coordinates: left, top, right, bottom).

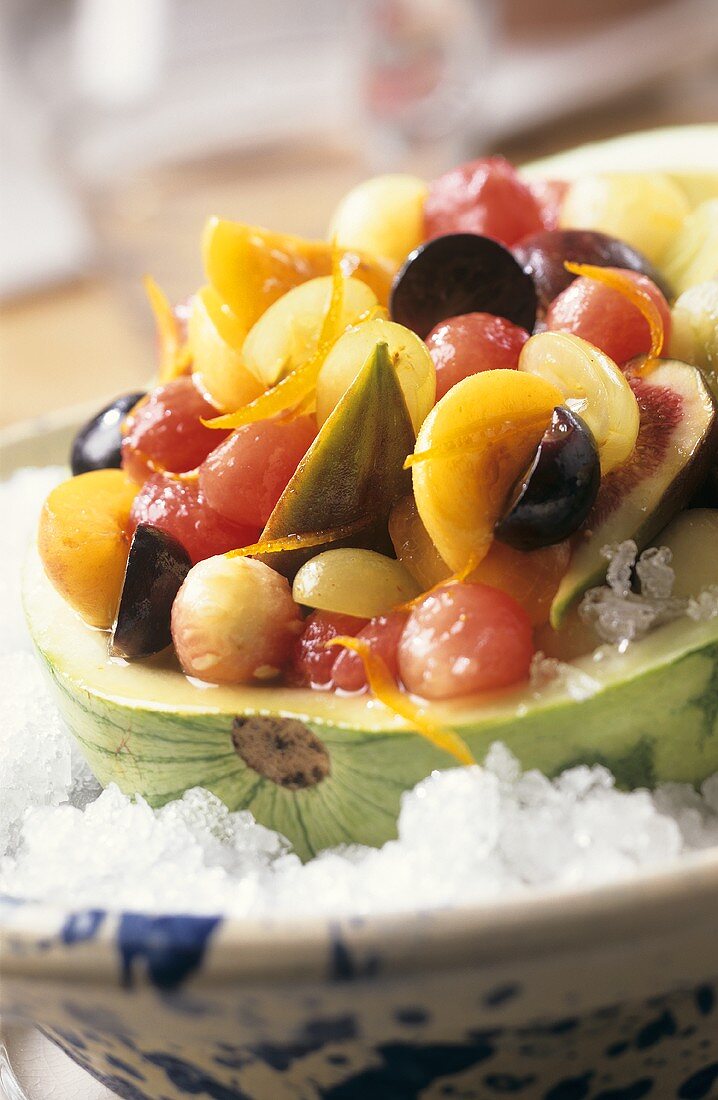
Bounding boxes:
3 891 718 1099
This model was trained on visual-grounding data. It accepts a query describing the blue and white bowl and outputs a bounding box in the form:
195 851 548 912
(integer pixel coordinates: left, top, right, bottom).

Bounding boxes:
3 858 718 1100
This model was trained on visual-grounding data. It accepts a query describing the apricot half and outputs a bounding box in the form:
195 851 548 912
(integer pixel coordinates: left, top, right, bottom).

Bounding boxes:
202 219 395 332
188 286 263 412
38 470 138 628
389 493 570 626
411 370 563 571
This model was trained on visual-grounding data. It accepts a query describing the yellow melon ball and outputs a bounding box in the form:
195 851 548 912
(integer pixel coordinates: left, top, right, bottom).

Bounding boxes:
662 200 718 296
560 172 690 265
329 174 428 267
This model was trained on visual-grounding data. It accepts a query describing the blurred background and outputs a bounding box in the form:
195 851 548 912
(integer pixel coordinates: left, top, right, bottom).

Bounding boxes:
1 0 717 429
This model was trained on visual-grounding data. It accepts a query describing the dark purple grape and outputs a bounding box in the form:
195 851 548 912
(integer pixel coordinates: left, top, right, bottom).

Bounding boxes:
513 229 672 311
71 392 145 476
390 233 537 339
110 524 191 659
495 407 600 551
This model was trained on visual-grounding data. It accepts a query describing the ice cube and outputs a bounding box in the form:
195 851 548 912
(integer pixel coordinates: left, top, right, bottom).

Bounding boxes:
635 545 675 599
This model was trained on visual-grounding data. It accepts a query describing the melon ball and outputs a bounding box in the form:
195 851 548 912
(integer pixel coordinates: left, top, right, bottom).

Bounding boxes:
329 174 427 267
171 555 303 685
559 172 689 265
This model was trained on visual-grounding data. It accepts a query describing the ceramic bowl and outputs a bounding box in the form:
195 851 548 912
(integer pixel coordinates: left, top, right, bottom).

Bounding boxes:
3 169 718 1096
2 858 718 1100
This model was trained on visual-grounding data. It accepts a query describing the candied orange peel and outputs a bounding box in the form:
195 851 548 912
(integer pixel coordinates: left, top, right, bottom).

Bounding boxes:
225 516 372 559
397 551 480 612
404 411 551 469
326 636 476 766
143 276 192 382
134 450 201 482
563 261 664 368
203 245 348 430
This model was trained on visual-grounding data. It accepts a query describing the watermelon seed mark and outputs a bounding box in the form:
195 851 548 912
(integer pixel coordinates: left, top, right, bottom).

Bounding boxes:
231 716 330 790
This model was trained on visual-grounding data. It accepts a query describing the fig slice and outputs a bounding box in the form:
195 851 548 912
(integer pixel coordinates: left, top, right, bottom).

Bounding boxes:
389 233 537 339
256 341 414 579
495 406 600 551
551 359 718 627
111 524 191 659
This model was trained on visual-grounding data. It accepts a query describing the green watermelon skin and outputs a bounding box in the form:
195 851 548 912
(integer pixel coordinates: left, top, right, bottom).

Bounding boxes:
25 551 718 861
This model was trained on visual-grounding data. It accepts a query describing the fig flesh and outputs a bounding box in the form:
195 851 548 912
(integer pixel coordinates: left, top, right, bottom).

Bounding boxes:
111 523 191 659
495 407 600 551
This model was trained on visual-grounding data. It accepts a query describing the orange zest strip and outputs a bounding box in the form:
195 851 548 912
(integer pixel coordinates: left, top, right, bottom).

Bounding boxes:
320 239 347 343
143 275 192 382
404 435 478 468
156 467 200 482
204 246 348 431
563 261 664 365
404 412 550 469
452 551 481 584
225 516 372 559
283 391 317 421
202 354 323 430
134 450 201 482
326 637 476 766
397 551 481 612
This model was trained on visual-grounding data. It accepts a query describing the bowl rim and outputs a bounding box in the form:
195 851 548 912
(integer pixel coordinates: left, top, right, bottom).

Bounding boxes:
3 844 718 985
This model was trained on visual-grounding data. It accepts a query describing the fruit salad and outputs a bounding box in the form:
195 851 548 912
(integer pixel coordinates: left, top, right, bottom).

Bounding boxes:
34 148 718 781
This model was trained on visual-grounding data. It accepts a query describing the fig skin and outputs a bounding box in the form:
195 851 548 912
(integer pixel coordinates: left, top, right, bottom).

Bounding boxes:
495 407 601 552
513 229 672 311
71 392 145 476
111 524 191 659
257 341 414 580
689 462 718 509
390 233 537 339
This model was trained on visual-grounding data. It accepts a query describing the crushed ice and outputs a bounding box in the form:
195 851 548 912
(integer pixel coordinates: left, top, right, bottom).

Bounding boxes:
529 652 601 702
4 750 718 918
0 468 101 855
579 539 718 647
1 470 717 918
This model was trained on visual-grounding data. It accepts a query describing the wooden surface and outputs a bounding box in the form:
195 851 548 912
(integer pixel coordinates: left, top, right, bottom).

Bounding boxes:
0 143 365 429
1 84 716 430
